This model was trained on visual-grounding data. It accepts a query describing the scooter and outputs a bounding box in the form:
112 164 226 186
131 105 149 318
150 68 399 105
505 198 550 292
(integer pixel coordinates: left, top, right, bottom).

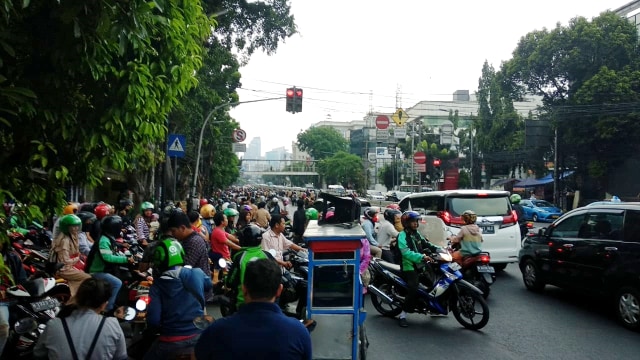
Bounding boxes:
368 248 490 330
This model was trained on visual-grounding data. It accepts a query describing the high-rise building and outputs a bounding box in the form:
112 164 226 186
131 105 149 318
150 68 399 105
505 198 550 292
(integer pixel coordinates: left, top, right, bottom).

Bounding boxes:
265 146 288 171
245 137 262 171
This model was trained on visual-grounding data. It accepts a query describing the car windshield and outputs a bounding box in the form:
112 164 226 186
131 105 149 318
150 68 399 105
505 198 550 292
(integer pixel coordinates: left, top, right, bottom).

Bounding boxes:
447 196 511 217
533 200 554 207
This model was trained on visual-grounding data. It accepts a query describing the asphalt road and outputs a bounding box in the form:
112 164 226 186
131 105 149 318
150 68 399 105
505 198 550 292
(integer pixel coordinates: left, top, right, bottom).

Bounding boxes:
363 263 640 360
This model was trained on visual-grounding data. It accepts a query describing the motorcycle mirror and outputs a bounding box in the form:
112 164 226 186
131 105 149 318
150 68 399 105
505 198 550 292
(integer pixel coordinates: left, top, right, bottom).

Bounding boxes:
193 315 215 330
123 306 137 321
218 258 227 268
268 249 277 258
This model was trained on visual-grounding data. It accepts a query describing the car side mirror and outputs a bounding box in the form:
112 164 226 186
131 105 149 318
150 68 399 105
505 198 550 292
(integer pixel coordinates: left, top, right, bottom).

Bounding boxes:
538 227 548 237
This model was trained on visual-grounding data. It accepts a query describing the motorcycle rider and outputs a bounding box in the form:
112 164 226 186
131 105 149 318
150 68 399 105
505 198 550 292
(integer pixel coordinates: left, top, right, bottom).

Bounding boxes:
226 224 274 310
144 239 212 360
447 210 483 265
395 211 440 328
291 199 307 244
377 209 401 263
510 194 528 239
361 208 382 259
85 215 134 314
0 234 27 356
135 202 155 246
49 214 91 299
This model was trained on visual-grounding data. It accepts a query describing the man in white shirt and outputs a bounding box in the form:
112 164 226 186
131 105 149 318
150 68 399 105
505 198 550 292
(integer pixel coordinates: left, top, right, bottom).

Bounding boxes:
260 214 306 269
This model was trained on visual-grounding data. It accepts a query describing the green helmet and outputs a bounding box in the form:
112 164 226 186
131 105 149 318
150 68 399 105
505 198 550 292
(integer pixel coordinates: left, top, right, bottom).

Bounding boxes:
223 208 239 217
141 201 154 211
510 194 521 204
153 239 185 272
305 208 319 220
59 214 82 234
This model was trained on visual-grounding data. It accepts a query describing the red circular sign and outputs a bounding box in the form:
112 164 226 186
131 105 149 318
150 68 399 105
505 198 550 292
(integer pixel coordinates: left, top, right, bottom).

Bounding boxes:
413 151 426 164
375 115 389 130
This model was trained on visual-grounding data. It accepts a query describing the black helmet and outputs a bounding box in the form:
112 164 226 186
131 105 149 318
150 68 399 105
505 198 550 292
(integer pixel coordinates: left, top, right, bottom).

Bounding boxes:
240 224 265 247
400 211 421 228
77 211 97 232
101 215 123 239
119 199 133 209
383 209 402 223
363 207 378 220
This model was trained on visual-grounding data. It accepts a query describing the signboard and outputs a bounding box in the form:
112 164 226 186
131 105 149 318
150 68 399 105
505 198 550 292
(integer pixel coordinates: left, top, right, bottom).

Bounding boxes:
387 144 396 155
375 115 390 130
394 127 406 139
232 129 247 143
443 168 460 190
232 143 247 152
413 151 426 164
376 129 389 141
376 147 385 157
415 163 426 172
391 108 409 126
367 153 376 163
167 134 186 158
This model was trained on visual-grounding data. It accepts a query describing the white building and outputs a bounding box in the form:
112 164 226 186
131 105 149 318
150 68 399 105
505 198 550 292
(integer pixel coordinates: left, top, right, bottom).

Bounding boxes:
265 146 289 170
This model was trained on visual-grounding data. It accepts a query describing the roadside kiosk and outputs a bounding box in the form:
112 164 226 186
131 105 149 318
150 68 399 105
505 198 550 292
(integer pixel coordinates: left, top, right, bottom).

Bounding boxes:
305 208 368 360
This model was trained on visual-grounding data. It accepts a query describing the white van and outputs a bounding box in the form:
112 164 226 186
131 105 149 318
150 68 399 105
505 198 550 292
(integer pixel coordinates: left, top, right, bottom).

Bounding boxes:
327 184 345 195
398 190 521 269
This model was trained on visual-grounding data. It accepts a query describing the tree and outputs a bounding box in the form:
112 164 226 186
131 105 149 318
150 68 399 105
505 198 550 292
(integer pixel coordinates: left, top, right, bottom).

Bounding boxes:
378 164 394 190
0 1 213 215
502 11 640 198
297 127 349 160
317 152 365 193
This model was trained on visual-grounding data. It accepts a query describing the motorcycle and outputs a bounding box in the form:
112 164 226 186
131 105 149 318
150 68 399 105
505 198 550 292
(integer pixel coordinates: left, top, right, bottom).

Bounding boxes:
2 276 71 359
367 248 490 330
448 241 495 299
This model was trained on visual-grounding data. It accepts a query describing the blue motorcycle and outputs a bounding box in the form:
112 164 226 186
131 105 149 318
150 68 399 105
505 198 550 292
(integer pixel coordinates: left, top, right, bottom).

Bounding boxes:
368 249 490 330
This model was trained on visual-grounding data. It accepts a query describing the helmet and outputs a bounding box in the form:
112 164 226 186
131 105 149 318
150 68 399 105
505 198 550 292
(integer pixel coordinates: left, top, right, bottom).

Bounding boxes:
77 211 97 229
272 197 278 203
510 194 521 204
305 208 319 220
141 201 154 211
387 203 400 210
241 204 252 212
153 239 185 272
59 214 82 234
118 199 133 209
224 208 239 217
200 204 215 219
63 203 79 215
240 224 265 247
94 204 110 220
101 215 123 239
383 209 402 223
199 198 208 207
400 211 421 228
461 210 477 225
363 207 378 220
228 202 237 210
283 198 290 206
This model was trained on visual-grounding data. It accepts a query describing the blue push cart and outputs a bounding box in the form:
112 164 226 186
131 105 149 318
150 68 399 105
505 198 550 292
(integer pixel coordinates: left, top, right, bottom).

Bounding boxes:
304 220 368 360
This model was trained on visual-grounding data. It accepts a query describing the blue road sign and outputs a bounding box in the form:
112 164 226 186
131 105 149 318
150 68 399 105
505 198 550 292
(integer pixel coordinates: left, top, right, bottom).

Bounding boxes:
167 134 186 158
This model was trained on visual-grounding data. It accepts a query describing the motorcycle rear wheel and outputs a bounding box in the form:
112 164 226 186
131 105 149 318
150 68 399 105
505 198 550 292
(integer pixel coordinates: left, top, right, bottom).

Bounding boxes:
370 282 402 317
452 287 489 330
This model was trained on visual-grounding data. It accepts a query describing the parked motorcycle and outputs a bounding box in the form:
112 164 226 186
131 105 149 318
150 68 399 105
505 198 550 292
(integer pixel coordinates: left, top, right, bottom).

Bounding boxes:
368 249 490 330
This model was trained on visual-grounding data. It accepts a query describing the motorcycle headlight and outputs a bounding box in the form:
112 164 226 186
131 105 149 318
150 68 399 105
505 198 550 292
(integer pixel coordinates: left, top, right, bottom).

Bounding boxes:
14 318 38 334
135 297 148 311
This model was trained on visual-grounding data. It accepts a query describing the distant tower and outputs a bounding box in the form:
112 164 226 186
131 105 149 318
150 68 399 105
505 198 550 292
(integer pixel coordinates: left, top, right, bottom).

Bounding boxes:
395 84 402 109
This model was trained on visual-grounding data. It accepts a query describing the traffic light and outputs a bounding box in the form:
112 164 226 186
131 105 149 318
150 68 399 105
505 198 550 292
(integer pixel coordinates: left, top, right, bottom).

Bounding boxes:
294 88 303 113
286 88 295 112
433 158 442 182
433 158 441 168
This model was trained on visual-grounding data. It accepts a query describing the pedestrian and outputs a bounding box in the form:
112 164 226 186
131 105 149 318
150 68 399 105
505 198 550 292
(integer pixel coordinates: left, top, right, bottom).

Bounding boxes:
33 277 128 360
194 258 311 360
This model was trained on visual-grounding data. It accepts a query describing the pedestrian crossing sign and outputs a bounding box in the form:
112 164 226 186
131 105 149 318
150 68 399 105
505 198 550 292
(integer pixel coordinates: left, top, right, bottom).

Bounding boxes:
167 134 186 158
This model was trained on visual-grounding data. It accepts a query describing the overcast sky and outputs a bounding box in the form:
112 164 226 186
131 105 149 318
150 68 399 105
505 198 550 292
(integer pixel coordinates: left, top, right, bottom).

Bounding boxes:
228 0 631 156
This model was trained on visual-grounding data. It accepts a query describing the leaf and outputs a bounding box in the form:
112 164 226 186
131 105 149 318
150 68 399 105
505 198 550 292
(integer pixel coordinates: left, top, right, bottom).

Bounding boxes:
73 19 81 38
22 0 30 8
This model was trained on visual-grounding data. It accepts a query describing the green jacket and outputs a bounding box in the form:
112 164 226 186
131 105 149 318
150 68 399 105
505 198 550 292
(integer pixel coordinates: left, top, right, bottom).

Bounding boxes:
88 235 129 273
397 230 439 272
10 215 29 236
226 246 271 307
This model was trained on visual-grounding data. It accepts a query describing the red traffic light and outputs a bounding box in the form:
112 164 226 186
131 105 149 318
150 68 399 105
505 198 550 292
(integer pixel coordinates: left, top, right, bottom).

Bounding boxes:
433 158 441 167
295 89 303 97
286 88 295 98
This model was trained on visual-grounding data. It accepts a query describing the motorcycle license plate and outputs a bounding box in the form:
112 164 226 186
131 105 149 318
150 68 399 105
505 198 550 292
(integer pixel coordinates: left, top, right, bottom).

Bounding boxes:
30 297 60 312
449 263 461 271
477 265 495 274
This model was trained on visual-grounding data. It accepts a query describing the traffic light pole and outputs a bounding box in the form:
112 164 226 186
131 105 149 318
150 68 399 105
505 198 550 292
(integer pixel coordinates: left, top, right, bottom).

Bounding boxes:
190 97 283 201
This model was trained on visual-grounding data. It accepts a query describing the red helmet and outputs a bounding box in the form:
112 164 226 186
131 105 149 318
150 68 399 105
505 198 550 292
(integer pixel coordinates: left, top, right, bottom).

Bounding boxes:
94 204 110 220
199 198 208 207
387 203 400 210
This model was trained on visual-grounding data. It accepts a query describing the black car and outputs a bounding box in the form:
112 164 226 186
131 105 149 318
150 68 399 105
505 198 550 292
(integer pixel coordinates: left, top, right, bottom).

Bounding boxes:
519 204 640 331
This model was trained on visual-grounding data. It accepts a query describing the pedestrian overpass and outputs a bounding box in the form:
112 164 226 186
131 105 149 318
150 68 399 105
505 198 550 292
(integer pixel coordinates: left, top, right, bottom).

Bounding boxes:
242 170 319 176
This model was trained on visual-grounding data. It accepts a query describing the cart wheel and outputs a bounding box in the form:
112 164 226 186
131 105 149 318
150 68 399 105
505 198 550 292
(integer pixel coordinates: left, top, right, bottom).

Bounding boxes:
359 325 368 360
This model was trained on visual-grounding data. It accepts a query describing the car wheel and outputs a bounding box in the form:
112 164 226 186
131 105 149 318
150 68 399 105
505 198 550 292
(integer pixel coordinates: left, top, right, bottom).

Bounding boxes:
615 287 640 331
532 214 538 222
522 259 545 292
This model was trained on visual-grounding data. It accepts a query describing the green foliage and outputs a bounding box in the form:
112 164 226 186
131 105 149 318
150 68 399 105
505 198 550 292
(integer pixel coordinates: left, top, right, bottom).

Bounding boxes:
297 126 349 160
378 164 395 190
0 0 213 212
317 152 365 191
